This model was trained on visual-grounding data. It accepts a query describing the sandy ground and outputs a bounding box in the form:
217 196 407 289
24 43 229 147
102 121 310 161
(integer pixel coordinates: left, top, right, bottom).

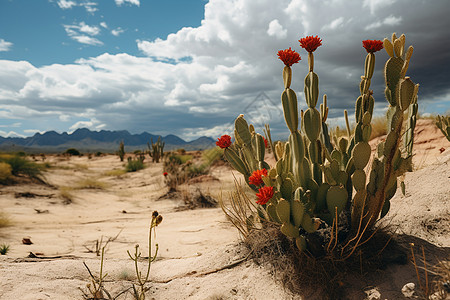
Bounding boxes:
0 119 449 300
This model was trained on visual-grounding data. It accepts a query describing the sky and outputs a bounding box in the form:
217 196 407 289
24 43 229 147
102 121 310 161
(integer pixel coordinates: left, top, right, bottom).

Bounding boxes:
0 0 449 140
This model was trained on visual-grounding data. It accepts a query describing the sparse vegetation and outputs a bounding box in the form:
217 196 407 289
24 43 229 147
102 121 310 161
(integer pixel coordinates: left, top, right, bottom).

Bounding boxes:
104 169 127 176
0 244 10 255
0 211 11 228
125 158 145 172
65 148 81 156
76 178 107 189
0 153 44 183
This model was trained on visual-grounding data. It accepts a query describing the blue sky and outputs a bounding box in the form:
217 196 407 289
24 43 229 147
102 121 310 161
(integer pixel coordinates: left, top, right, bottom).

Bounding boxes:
0 0 449 140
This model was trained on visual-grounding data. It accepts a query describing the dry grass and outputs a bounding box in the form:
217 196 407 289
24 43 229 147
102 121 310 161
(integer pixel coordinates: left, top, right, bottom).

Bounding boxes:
0 211 11 228
59 186 75 204
76 178 107 190
103 169 127 177
370 116 388 140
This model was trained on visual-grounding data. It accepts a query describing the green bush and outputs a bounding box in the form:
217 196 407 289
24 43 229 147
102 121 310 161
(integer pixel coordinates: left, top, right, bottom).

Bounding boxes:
125 159 145 172
65 148 81 156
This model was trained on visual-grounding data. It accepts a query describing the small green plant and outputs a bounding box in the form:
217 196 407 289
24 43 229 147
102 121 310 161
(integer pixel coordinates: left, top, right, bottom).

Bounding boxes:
118 140 125 162
126 158 145 172
0 244 10 255
147 136 165 163
81 247 110 300
65 148 81 156
128 211 163 300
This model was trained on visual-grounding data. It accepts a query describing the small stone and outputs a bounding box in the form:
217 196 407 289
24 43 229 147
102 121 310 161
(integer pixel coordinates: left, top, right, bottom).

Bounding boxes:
401 282 416 298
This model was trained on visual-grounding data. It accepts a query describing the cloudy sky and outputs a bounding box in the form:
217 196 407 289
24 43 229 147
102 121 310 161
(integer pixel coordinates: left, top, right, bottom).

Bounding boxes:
0 0 449 140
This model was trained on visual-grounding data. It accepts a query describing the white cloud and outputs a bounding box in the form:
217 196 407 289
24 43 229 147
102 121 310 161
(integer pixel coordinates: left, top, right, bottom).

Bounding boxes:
0 130 25 138
57 0 77 9
69 118 106 132
64 22 103 46
23 129 46 135
100 22 108 29
267 19 287 39
322 17 345 31
111 27 125 36
363 0 396 14
81 2 98 14
365 15 402 30
115 0 140 6
0 39 13 51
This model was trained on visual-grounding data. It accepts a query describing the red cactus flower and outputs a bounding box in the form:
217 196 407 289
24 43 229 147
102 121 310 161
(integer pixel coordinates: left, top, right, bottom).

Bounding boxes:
249 168 268 186
263 137 269 148
256 186 274 205
299 35 322 53
277 47 301 67
216 134 232 149
163 172 168 177
362 40 384 53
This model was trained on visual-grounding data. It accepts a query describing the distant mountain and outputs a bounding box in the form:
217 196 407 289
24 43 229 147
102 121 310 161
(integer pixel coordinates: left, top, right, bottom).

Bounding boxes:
0 128 216 153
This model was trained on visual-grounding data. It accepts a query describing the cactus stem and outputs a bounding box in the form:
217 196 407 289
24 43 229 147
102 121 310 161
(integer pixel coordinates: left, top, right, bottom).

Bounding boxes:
308 52 314 72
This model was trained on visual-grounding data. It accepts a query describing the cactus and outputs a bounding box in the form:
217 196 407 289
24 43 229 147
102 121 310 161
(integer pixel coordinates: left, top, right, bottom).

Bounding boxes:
222 33 419 256
148 136 165 163
436 115 450 141
118 140 125 162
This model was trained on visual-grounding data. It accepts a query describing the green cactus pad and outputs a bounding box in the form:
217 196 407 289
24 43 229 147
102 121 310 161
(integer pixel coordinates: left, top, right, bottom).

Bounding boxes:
289 131 304 162
235 115 252 147
331 149 342 164
255 133 266 161
362 124 372 142
364 53 375 79
276 199 291 223
384 38 394 57
301 215 316 233
224 148 249 177
326 185 348 219
280 178 294 200
352 142 371 169
355 95 363 122
384 131 398 157
384 57 404 102
398 77 415 111
282 89 299 132
338 137 348 153
303 108 321 141
280 222 299 238
362 112 372 126
316 183 330 212
309 141 319 163
295 236 307 251
292 200 305 227
352 169 366 191
304 72 319 108
267 203 281 223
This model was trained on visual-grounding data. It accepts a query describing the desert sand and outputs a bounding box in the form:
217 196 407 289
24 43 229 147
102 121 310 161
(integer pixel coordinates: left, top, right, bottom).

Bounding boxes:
0 119 449 300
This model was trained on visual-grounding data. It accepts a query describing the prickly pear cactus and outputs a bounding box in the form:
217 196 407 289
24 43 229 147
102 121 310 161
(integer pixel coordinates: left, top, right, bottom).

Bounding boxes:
221 33 419 256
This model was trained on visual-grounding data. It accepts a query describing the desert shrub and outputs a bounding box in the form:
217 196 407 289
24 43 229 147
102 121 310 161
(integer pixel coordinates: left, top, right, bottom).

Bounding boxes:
0 244 10 255
76 178 107 189
104 169 127 176
0 162 12 183
65 148 81 156
95 151 103 157
0 154 43 180
125 158 145 172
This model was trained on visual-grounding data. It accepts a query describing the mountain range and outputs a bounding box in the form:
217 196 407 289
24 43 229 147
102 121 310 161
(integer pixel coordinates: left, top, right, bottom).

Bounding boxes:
0 128 216 153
